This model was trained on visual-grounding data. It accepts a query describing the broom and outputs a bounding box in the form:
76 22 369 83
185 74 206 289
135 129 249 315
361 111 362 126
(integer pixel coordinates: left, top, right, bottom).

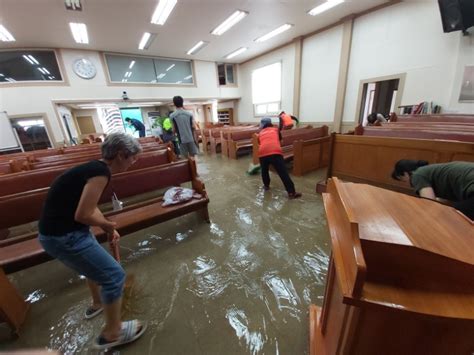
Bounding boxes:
109 234 136 314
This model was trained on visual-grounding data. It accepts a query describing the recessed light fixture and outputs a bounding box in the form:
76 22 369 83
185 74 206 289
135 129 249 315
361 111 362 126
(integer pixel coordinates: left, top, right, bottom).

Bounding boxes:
0 25 15 42
166 64 175 71
211 10 248 36
138 32 155 50
151 0 177 25
69 22 89 44
308 0 344 16
255 24 293 42
129 60 136 69
186 40 208 55
225 47 247 59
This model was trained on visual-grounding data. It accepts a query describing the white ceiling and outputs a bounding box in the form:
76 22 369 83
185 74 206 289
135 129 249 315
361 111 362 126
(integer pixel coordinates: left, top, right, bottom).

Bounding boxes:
0 0 391 64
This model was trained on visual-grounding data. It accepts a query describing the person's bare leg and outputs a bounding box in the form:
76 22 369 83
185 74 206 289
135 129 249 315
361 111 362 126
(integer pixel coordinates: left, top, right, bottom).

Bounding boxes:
87 279 102 309
101 298 123 340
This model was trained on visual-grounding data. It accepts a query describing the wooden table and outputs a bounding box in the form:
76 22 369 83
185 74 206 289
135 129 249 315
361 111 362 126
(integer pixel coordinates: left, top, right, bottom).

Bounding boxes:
310 177 474 355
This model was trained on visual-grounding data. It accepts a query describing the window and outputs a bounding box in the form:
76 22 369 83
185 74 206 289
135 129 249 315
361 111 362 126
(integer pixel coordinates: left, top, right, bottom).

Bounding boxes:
217 63 236 86
0 50 62 83
252 62 281 116
105 53 194 85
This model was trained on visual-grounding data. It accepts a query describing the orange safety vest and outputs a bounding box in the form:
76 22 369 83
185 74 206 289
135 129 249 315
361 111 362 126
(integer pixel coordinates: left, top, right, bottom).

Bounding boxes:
258 127 282 158
280 113 293 127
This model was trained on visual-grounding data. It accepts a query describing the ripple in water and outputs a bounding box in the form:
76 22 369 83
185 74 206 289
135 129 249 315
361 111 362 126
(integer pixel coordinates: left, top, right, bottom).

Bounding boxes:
226 307 267 355
263 273 301 320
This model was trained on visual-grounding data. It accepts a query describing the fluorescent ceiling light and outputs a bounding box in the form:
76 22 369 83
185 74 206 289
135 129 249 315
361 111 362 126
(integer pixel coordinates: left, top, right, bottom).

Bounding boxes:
129 60 136 69
184 75 192 80
176 81 182 84
211 10 248 36
0 25 15 42
138 32 155 50
157 73 166 79
37 68 47 75
225 47 247 59
166 64 175 71
151 0 177 25
308 0 344 16
69 22 89 44
6 77 16 82
125 71 132 78
28 55 39 64
42 67 50 75
186 40 208 55
255 24 293 42
0 73 4 77
23 55 34 64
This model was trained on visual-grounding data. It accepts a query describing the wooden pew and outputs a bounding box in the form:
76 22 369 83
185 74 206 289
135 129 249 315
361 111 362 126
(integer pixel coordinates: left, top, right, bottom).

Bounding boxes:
251 126 330 175
310 177 474 355
391 113 474 123
0 148 175 198
317 134 474 194
227 128 260 159
0 158 209 334
355 125 474 142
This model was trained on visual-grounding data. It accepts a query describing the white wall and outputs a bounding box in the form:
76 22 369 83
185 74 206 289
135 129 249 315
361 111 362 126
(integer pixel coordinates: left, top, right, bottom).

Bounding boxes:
300 25 343 122
1 49 240 145
342 1 461 122
237 43 295 122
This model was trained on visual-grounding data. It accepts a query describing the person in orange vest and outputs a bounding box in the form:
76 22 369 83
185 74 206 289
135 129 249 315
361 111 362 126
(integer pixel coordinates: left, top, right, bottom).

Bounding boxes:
258 117 302 199
278 111 299 130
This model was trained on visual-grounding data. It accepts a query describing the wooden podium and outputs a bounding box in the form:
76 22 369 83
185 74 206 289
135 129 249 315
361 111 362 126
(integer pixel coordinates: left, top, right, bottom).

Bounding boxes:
310 178 474 355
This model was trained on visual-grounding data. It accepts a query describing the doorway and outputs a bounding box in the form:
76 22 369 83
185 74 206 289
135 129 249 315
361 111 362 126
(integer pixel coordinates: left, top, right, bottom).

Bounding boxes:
10 116 53 151
75 116 96 135
357 74 405 126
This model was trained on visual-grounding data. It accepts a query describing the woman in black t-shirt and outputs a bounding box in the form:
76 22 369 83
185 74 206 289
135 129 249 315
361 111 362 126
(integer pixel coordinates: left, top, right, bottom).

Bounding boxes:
39 133 147 349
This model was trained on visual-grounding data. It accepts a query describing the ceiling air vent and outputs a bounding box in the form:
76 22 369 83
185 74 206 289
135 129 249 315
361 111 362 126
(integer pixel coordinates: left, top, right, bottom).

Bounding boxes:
65 0 82 11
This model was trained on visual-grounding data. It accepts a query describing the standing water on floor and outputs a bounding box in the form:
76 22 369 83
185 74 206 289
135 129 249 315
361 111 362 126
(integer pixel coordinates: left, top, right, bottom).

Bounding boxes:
1 155 330 354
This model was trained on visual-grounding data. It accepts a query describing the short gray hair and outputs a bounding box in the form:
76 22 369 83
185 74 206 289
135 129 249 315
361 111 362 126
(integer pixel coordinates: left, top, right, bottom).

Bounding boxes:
101 132 142 160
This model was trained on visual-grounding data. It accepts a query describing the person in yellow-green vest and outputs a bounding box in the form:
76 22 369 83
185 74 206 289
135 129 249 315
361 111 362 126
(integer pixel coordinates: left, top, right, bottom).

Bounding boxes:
162 114 180 156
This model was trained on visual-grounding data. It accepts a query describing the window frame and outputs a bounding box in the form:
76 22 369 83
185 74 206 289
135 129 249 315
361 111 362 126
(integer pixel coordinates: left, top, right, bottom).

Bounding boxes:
102 52 197 87
251 61 282 117
215 63 237 87
0 48 68 87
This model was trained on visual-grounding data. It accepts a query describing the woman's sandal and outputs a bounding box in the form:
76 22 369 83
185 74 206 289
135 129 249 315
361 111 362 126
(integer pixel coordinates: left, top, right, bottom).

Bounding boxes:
93 320 147 350
84 306 103 320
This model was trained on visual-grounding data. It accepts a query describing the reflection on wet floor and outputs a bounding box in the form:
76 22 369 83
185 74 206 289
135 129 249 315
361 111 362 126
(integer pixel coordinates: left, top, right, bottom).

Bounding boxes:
1 155 330 354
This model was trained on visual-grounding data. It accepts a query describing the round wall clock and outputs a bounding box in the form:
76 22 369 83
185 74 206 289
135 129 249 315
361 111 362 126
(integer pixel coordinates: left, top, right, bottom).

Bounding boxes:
73 58 97 79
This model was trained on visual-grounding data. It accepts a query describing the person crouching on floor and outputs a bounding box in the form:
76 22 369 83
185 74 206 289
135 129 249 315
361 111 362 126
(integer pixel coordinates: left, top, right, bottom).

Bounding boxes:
38 133 147 350
258 117 302 199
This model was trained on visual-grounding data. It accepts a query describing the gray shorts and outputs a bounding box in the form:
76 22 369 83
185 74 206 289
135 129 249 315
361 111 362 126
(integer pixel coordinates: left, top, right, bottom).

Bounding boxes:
180 142 198 157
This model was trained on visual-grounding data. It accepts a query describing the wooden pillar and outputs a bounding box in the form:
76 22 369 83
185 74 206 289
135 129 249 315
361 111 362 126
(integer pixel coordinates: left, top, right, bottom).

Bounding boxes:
333 18 354 133
293 36 304 117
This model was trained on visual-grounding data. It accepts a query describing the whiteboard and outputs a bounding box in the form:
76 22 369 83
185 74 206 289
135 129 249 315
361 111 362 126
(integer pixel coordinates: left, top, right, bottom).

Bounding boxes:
0 111 21 151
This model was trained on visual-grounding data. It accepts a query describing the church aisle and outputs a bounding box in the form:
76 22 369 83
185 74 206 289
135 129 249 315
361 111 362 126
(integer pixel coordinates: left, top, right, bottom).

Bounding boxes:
1 155 330 354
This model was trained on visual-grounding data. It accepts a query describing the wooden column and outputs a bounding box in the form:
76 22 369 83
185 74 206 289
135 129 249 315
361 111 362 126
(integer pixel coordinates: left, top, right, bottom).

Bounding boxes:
333 18 354 133
293 36 304 118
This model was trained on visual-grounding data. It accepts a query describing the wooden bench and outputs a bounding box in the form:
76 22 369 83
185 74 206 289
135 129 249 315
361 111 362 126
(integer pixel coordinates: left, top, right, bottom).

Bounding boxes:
226 128 260 159
0 158 209 335
251 126 330 175
390 113 474 123
0 147 175 198
316 134 474 194
355 125 474 142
